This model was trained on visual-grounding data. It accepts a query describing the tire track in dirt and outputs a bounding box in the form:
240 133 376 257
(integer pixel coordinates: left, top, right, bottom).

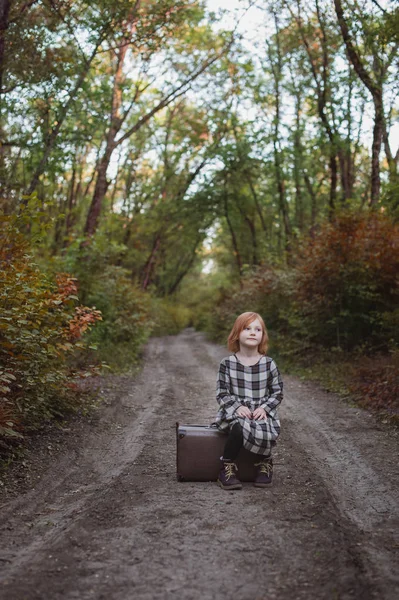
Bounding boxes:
283 377 398 597
0 342 171 587
0 330 398 599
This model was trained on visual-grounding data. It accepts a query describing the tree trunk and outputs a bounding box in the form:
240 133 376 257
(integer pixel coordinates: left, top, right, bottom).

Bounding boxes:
84 34 129 237
64 163 80 246
54 163 77 251
382 123 399 184
84 49 229 238
304 172 317 228
293 90 304 230
224 182 243 282
329 154 337 215
245 173 267 232
371 93 383 204
246 215 258 266
142 234 161 290
273 140 291 245
0 0 11 186
292 0 339 212
0 0 11 96
235 200 258 266
168 238 201 295
333 0 385 205
343 66 354 201
84 148 113 236
268 12 292 252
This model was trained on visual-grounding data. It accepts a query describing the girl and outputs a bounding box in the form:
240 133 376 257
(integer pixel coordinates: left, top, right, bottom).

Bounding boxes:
215 312 283 490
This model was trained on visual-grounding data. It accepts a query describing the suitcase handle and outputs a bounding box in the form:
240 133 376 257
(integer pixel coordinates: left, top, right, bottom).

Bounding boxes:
176 421 219 440
176 421 219 428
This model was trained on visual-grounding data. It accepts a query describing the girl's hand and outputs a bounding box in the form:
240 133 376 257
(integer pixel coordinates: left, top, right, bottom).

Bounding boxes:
236 406 252 419
253 407 267 420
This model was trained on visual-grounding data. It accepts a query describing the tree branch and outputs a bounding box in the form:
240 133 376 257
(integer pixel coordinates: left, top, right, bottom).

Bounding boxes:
333 0 379 99
115 41 233 148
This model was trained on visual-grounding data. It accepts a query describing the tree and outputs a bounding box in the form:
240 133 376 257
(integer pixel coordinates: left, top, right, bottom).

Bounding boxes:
334 0 398 204
83 3 233 237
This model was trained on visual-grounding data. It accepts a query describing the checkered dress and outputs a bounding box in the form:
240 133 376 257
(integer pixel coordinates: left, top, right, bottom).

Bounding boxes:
215 354 283 456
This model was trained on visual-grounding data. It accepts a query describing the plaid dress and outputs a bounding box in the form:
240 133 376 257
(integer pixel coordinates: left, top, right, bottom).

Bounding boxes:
215 354 283 456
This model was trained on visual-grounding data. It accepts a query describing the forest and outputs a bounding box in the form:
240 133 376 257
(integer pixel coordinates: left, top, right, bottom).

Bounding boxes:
0 0 398 449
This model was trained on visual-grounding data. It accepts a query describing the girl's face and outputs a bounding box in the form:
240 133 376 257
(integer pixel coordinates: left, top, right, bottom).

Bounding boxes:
238 318 263 351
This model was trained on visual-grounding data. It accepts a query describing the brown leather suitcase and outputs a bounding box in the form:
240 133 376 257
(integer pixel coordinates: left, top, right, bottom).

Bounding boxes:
176 422 259 482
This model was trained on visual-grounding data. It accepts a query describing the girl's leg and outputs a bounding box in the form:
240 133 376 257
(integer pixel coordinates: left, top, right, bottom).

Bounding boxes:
218 423 243 490
222 423 243 460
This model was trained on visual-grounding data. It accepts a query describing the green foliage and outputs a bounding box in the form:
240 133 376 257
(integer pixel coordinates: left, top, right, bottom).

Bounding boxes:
175 269 230 333
52 234 152 370
201 266 291 356
150 298 192 337
83 267 151 370
0 215 102 444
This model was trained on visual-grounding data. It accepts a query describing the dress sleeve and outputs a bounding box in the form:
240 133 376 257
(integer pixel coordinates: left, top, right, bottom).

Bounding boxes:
260 359 283 419
216 359 242 420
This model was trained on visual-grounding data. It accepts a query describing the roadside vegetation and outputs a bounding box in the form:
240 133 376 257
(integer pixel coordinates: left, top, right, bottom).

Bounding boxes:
1 0 398 459
187 211 398 424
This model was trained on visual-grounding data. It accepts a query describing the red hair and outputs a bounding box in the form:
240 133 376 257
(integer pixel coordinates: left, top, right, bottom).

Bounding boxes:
227 312 269 354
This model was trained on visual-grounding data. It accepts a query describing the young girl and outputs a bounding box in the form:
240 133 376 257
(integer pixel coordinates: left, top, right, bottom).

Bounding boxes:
215 312 283 490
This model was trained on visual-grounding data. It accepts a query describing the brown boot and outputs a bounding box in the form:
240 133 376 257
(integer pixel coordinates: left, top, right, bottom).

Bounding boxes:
217 458 242 490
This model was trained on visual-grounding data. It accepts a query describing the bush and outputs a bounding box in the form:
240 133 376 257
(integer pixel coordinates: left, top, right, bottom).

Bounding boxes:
204 266 291 354
50 234 153 370
206 211 398 355
84 266 151 370
201 210 399 422
0 215 101 443
150 298 192 336
293 211 399 350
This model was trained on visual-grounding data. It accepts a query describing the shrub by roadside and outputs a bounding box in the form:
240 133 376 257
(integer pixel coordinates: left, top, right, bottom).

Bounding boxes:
0 216 102 453
274 348 399 426
51 235 154 371
82 266 152 371
199 211 399 423
293 211 399 351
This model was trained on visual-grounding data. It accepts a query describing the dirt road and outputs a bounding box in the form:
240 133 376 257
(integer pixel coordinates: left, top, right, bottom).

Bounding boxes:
0 330 398 599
